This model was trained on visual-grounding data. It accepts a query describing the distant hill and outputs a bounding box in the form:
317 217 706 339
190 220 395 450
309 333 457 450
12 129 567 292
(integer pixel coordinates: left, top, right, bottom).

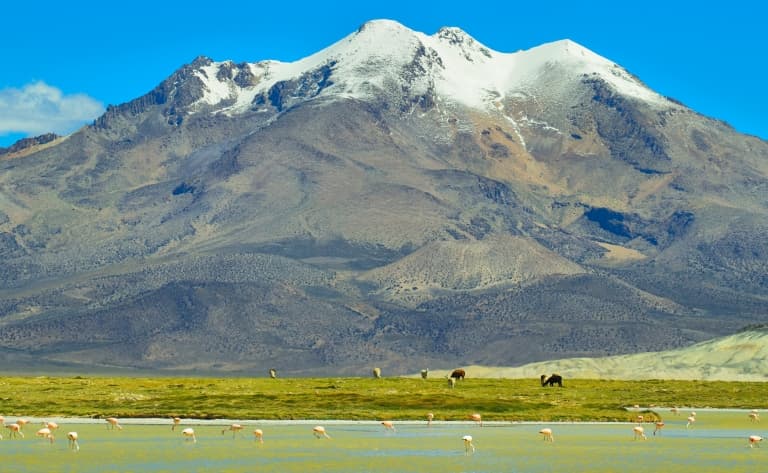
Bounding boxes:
432 329 768 381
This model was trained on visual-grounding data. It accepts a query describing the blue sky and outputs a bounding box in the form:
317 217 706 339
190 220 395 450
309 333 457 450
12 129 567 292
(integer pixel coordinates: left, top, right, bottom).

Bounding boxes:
1 1 766 147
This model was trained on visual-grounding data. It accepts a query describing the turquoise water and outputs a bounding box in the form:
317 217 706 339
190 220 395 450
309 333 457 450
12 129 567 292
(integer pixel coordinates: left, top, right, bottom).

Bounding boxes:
1 412 764 472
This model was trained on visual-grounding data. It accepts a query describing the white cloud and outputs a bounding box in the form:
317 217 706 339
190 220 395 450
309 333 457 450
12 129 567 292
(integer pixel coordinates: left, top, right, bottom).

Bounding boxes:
0 81 104 139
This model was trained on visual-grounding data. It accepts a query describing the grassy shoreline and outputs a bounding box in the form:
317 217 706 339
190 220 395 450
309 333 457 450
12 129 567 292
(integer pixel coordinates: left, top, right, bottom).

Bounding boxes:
1 376 764 422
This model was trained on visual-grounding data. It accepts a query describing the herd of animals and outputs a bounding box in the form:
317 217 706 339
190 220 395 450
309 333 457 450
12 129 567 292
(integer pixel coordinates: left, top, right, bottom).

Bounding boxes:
1 371 764 454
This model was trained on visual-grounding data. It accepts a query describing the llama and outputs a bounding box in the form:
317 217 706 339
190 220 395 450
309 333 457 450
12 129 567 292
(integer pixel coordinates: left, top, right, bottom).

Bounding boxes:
540 374 563 387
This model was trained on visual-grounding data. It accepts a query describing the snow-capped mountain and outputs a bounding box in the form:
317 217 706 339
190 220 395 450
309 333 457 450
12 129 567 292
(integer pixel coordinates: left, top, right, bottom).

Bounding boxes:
168 19 671 121
0 20 766 376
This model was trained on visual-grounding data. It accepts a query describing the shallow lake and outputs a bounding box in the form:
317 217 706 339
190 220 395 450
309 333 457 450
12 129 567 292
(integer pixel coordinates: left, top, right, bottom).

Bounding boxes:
2 410 764 472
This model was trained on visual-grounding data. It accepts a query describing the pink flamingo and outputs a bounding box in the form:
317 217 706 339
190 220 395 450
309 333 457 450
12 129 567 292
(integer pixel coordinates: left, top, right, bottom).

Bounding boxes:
670 407 680 415
36 427 55 443
748 435 763 447
43 421 59 431
427 412 434 427
253 428 264 444
67 432 79 451
653 422 665 436
6 423 24 438
462 435 475 455
539 428 554 442
15 419 30 430
222 424 244 437
381 421 396 432
106 417 122 430
470 413 482 427
748 411 760 423
0 415 4 426
633 426 646 440
172 417 182 431
313 426 331 439
636 415 644 423
686 415 696 429
181 428 196 443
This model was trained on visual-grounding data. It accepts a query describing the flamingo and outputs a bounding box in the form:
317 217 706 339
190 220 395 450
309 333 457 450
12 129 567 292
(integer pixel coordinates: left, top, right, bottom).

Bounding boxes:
253 429 264 444
636 415 644 424
462 435 475 455
222 424 244 437
67 432 79 451
427 412 434 427
653 421 665 436
539 428 554 442
181 428 196 443
748 411 760 423
748 435 763 448
670 407 680 415
470 413 482 427
381 421 396 432
36 427 55 443
106 417 122 430
633 426 647 440
0 415 4 426
312 426 331 439
172 417 181 431
43 421 59 431
16 419 30 430
686 416 696 429
6 423 24 438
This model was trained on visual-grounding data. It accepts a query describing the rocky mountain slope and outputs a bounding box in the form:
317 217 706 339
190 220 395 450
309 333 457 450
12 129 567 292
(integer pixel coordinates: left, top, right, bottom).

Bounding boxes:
0 20 766 376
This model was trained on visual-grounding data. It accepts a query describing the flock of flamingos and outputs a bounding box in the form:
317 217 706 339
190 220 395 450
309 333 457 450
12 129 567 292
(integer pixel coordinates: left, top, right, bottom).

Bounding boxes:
0 407 764 454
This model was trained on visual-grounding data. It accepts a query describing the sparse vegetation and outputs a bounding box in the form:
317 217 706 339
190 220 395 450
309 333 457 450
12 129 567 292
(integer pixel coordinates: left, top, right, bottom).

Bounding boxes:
1 376 764 421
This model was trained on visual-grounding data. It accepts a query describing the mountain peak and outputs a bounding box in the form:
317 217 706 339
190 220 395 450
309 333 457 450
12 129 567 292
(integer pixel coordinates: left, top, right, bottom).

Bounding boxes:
356 18 410 34
96 20 672 129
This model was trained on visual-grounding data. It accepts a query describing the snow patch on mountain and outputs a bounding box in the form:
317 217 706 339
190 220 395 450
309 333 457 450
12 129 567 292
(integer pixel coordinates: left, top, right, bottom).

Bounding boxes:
189 19 674 116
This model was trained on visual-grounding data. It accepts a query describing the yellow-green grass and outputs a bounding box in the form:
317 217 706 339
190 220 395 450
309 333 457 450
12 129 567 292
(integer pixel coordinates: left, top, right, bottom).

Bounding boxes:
1 376 765 422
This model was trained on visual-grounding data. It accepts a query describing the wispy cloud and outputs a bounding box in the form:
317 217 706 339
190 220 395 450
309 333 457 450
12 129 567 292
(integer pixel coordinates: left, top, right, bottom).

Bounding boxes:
0 81 104 139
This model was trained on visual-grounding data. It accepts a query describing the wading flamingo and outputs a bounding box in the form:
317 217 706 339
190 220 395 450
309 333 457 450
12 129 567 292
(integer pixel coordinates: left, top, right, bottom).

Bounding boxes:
670 407 680 415
748 435 763 447
313 426 331 439
6 423 24 438
653 422 665 436
172 417 181 431
43 421 59 431
539 428 554 442
470 413 482 427
381 421 396 432
67 432 79 451
749 411 760 423
222 424 244 437
686 415 696 429
106 417 122 430
633 426 647 440
181 428 196 443
462 435 475 455
36 427 54 443
16 419 30 430
427 412 434 427
253 429 264 444
636 415 644 424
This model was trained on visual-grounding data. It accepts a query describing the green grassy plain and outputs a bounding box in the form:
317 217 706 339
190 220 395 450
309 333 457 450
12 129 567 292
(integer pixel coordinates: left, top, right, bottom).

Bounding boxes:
1 376 765 421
